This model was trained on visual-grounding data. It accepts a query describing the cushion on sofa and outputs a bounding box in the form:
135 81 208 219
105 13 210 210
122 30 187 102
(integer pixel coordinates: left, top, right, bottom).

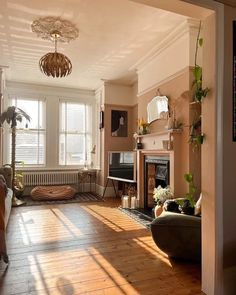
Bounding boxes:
0 175 7 196
0 167 12 189
0 167 13 263
5 189 13 227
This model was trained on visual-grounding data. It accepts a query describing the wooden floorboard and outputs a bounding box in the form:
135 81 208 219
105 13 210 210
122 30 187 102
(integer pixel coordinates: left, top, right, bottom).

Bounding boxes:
0 199 203 295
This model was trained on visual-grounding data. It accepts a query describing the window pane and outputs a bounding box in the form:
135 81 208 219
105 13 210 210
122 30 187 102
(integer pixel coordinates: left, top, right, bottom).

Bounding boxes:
66 103 85 132
8 98 46 166
15 99 44 129
59 134 85 165
11 131 45 165
59 134 66 165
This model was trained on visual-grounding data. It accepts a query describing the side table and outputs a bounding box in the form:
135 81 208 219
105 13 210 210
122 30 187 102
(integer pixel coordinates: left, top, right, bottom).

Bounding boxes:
78 169 97 193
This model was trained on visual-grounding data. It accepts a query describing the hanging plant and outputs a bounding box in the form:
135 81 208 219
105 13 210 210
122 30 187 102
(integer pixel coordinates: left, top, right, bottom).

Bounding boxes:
192 21 210 103
189 115 205 149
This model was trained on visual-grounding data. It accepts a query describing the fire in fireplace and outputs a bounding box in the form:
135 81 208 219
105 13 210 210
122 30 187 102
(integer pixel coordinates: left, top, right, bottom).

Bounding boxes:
144 156 170 210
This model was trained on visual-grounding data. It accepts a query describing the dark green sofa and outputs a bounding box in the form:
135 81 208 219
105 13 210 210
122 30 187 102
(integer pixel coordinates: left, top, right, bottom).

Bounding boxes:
151 211 201 262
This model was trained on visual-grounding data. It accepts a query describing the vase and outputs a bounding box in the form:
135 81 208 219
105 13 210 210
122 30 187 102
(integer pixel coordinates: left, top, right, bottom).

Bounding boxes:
154 204 163 218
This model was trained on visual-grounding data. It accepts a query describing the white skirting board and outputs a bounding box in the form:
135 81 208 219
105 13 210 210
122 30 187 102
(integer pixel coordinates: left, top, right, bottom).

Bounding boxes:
96 184 117 198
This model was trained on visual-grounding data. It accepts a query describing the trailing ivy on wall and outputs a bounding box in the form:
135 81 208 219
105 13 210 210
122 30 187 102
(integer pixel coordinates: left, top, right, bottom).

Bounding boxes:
192 21 210 103
189 21 209 149
189 115 205 150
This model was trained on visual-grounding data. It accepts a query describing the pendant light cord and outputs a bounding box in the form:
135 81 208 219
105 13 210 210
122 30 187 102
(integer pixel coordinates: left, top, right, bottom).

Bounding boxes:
54 34 58 52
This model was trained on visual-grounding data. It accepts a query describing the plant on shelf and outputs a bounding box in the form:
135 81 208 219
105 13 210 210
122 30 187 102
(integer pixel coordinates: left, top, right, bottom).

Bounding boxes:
192 21 209 103
137 118 149 135
189 115 205 149
168 109 183 130
0 106 31 206
153 185 173 205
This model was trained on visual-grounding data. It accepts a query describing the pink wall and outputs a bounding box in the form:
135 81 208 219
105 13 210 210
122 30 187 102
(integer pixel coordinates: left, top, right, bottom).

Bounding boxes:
137 68 201 197
98 104 137 187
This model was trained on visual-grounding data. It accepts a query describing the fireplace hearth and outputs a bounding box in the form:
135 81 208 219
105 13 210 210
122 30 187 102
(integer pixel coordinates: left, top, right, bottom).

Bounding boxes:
144 156 170 210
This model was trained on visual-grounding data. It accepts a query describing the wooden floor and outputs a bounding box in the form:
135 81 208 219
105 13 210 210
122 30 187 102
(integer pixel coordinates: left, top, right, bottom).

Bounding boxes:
0 199 203 295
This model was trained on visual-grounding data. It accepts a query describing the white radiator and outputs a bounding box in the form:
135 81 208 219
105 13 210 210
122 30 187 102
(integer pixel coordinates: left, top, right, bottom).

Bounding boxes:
22 171 78 186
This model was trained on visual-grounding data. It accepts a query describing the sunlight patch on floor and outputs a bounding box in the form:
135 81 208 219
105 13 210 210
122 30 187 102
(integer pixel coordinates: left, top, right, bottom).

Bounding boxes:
81 204 144 232
132 237 171 266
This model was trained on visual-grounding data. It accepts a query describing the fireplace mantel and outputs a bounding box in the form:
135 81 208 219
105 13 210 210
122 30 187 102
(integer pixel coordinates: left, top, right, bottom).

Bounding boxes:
135 123 200 208
135 128 182 151
135 128 182 139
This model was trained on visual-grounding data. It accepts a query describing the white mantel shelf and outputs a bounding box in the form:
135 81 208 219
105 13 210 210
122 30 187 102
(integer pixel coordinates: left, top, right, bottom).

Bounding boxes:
135 129 182 138
136 149 173 155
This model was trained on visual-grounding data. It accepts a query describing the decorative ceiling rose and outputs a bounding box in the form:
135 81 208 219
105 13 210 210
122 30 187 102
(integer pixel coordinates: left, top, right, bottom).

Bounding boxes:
31 17 79 43
31 17 78 78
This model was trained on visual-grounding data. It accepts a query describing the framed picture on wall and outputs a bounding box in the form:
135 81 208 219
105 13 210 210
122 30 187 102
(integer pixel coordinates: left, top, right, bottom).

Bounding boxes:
233 21 236 141
111 110 128 137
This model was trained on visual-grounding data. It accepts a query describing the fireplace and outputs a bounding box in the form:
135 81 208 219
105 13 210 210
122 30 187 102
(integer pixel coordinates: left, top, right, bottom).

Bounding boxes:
144 156 170 211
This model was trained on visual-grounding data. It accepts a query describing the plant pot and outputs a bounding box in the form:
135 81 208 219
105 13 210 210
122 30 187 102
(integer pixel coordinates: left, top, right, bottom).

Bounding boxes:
154 204 163 218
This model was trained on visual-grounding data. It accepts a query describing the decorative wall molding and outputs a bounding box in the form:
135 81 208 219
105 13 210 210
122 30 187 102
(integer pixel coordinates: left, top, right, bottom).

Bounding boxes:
137 66 192 97
6 81 95 100
105 103 138 108
130 19 199 74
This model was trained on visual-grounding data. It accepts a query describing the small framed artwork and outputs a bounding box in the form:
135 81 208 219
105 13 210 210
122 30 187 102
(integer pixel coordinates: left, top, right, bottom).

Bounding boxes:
233 21 236 141
111 110 128 137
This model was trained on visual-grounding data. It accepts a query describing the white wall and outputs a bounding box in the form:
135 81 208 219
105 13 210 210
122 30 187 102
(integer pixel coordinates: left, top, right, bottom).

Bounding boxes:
136 19 202 95
3 81 97 170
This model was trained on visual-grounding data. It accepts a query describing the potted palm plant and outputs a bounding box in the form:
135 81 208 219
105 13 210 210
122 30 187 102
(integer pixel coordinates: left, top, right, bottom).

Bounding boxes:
0 106 31 206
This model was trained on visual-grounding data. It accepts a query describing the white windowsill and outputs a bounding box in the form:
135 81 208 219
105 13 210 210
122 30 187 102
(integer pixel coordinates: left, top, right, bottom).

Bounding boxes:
16 166 101 172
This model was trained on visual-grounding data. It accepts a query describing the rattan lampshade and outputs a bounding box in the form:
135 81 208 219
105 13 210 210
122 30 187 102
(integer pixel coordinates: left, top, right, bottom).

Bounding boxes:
39 51 72 78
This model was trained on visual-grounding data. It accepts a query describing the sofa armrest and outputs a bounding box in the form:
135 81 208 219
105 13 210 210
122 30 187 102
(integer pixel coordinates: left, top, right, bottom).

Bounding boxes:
5 189 13 227
151 211 201 261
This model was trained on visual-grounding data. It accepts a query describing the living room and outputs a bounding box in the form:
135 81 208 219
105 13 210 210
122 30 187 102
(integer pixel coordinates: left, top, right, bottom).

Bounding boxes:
0 0 236 295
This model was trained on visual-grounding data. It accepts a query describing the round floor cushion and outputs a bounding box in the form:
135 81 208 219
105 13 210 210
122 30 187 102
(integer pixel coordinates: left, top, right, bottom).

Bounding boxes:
31 185 76 201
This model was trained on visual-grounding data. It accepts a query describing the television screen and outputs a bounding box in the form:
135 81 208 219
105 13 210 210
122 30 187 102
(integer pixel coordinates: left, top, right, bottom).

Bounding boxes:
108 151 136 182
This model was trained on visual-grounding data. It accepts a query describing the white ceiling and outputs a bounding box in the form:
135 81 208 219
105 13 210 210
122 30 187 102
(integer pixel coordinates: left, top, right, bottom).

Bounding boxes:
0 0 187 90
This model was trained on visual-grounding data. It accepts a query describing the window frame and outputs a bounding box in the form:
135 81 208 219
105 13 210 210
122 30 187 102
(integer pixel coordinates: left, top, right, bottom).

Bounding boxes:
58 99 94 167
4 95 46 167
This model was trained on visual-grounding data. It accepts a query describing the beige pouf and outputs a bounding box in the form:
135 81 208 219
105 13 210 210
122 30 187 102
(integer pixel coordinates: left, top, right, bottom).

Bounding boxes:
31 185 76 201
